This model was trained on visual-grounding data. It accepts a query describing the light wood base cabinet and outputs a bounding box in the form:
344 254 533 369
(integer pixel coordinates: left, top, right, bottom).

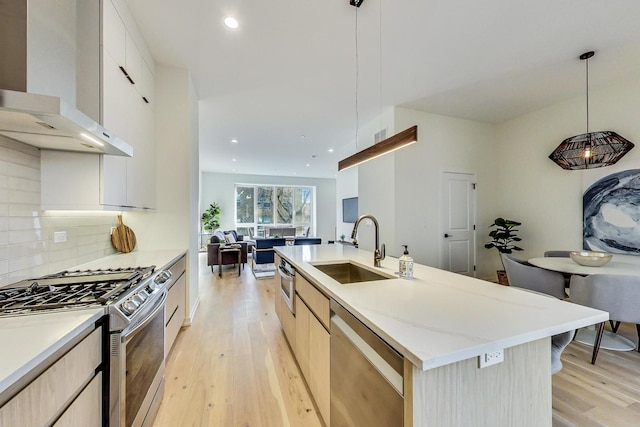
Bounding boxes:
293 279 330 425
165 254 187 357
53 373 102 427
0 326 102 427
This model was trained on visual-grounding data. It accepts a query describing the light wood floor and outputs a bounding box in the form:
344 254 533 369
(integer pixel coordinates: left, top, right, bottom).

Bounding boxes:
152 254 323 427
153 254 640 427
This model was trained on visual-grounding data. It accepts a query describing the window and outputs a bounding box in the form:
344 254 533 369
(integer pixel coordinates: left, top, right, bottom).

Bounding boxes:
235 184 314 237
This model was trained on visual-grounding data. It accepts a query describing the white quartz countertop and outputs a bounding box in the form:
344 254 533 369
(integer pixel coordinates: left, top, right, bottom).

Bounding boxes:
72 249 187 272
275 244 608 371
0 308 104 398
0 248 186 401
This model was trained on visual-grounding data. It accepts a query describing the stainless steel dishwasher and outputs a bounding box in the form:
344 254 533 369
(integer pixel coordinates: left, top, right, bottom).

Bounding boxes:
330 300 404 426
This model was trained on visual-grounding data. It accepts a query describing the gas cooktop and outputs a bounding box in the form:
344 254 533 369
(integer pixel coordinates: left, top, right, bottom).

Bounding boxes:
0 266 155 316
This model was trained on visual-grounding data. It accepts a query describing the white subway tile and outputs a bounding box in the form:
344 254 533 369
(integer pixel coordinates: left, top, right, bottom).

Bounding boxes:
8 189 39 204
8 203 38 217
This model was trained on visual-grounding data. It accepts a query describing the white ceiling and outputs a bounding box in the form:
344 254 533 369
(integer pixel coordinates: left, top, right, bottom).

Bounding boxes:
125 0 640 179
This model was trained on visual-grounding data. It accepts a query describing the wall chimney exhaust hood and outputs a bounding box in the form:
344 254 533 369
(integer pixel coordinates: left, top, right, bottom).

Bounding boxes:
0 0 132 157
0 89 133 156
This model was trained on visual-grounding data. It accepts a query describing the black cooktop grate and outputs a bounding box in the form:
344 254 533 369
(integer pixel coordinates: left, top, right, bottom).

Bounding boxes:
0 265 155 316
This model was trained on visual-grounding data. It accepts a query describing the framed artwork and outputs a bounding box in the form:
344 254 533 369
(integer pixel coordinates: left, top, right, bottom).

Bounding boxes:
583 166 640 254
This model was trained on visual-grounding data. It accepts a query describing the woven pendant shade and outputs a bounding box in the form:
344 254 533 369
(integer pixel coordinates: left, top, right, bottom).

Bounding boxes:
549 131 634 170
549 51 635 170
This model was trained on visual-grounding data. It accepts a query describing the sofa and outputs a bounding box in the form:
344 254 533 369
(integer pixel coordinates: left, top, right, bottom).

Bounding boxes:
207 230 249 273
252 237 322 265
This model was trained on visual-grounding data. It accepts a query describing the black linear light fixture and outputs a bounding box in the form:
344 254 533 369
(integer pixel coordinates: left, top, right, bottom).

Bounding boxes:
549 51 634 170
339 0 418 172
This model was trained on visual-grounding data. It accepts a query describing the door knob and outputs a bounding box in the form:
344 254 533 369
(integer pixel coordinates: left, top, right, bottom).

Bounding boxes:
444 233 451 238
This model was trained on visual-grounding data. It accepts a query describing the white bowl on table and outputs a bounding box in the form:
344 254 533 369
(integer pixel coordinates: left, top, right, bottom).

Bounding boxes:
569 251 613 267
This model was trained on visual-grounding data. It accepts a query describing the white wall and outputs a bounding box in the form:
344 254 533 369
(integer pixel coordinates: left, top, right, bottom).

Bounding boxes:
201 172 336 244
336 166 358 240
356 108 396 253
346 107 498 278
126 65 200 321
495 74 640 265
0 136 119 286
394 108 498 277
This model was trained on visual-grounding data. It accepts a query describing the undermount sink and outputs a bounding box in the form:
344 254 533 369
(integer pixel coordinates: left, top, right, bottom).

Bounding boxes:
311 262 394 284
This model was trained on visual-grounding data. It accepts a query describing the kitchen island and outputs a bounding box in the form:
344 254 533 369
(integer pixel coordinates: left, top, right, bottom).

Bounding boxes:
275 244 608 427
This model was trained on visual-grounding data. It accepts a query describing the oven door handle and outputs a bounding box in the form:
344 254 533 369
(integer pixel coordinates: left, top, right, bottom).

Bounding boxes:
123 291 167 340
278 266 295 279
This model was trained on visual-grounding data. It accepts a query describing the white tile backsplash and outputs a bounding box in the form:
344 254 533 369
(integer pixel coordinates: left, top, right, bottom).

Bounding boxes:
0 136 118 286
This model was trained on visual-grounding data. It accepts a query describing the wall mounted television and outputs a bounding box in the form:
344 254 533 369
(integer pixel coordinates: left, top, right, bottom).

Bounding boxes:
342 197 358 223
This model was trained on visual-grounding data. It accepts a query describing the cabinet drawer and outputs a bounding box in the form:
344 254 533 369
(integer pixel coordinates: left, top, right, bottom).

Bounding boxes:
166 270 186 320
280 293 296 349
168 254 187 279
0 326 102 427
53 372 102 427
296 274 330 329
166 272 186 357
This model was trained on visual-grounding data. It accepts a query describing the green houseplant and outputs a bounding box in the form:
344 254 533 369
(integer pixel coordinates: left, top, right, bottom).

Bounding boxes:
201 203 221 231
484 217 523 285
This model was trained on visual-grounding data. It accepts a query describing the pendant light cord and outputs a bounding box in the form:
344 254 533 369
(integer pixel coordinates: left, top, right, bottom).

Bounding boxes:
379 0 382 136
586 55 590 134
354 8 359 150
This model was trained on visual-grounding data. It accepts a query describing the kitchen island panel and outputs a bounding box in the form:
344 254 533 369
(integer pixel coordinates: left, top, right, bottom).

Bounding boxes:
406 337 551 427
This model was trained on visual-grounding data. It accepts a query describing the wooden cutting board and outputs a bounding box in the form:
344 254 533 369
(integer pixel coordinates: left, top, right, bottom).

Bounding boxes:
111 214 136 253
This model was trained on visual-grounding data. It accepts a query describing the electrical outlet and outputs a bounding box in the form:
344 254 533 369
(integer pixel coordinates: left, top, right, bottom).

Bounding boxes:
53 231 67 243
478 349 504 368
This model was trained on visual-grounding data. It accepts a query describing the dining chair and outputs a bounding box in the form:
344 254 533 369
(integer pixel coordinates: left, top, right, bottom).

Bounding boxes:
502 254 572 373
544 250 571 257
569 274 640 364
501 254 567 299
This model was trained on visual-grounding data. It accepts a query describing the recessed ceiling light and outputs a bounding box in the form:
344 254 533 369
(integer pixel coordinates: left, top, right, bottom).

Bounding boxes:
232 158 237 162
293 172 297 175
224 17 239 29
306 163 310 167
328 148 334 153
231 139 238 143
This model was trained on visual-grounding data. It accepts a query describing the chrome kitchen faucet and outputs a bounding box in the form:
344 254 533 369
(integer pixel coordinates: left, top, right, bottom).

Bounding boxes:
351 214 385 267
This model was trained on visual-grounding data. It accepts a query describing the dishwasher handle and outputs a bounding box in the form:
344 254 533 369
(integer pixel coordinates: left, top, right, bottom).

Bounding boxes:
331 301 404 395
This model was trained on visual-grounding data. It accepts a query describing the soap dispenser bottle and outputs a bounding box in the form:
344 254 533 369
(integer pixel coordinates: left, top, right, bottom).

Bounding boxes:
399 245 414 279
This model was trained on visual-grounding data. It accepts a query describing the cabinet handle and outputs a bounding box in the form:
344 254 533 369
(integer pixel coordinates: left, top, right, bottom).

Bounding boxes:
119 66 136 85
142 96 149 104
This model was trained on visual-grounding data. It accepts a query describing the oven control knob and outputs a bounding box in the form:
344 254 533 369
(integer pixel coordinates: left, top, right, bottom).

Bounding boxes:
132 292 147 305
121 299 139 316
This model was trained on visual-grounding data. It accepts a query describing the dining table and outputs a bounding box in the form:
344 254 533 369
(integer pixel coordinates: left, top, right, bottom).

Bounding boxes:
529 253 640 352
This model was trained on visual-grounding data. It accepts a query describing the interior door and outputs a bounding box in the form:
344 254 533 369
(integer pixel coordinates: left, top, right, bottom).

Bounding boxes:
441 172 476 276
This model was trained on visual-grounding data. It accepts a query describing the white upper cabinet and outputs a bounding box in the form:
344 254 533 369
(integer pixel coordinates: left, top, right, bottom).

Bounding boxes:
102 0 125 66
41 0 156 211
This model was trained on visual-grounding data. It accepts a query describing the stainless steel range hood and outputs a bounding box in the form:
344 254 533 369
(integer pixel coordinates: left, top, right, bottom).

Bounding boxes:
0 0 133 157
0 89 133 156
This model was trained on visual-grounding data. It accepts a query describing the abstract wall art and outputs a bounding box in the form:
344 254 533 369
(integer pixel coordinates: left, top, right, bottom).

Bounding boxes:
583 168 640 254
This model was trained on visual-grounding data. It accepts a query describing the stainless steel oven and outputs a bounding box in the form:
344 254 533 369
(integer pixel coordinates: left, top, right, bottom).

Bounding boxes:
0 264 172 427
110 270 172 427
279 258 295 314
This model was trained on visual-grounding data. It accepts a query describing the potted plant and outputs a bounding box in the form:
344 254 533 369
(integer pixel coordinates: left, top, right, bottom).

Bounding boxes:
484 217 523 286
201 203 221 231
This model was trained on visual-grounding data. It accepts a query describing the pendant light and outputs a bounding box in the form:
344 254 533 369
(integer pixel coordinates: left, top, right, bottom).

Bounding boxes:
549 51 634 170
338 0 418 172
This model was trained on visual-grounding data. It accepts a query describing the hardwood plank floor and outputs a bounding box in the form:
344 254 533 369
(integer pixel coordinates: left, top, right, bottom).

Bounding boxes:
154 253 640 426
153 254 323 427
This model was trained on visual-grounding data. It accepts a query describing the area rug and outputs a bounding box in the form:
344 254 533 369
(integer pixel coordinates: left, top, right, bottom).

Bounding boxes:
252 262 275 278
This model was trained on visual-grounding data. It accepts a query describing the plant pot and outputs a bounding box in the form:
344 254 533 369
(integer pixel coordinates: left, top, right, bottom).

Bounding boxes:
496 270 510 286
